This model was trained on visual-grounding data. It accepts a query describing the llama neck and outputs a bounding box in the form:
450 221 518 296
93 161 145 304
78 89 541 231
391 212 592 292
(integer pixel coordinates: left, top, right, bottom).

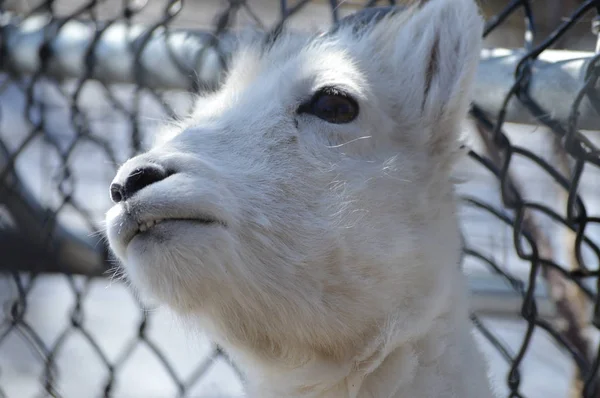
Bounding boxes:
353 308 493 398
237 288 493 398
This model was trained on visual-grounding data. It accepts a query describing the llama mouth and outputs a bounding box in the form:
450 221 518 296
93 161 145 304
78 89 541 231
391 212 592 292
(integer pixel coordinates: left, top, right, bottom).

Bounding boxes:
136 217 224 234
126 217 225 245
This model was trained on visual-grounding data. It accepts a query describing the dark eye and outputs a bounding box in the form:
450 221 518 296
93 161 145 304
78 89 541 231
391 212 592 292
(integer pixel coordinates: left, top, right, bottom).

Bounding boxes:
298 87 359 124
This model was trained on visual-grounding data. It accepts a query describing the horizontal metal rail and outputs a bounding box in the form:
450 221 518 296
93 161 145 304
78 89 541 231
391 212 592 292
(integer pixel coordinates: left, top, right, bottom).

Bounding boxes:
1 13 599 129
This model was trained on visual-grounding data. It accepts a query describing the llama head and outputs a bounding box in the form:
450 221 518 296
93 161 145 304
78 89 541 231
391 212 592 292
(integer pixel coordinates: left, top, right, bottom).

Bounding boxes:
106 0 483 371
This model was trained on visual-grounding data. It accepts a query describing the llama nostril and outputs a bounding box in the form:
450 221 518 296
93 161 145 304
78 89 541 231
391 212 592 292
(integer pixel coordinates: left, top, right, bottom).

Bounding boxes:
110 183 125 203
110 164 169 203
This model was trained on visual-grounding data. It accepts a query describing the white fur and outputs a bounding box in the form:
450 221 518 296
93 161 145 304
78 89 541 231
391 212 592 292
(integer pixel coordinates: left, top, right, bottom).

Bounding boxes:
106 1 494 396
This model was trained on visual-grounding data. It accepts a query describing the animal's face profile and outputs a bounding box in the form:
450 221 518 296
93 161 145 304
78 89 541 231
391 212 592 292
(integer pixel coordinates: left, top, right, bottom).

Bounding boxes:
106 0 483 367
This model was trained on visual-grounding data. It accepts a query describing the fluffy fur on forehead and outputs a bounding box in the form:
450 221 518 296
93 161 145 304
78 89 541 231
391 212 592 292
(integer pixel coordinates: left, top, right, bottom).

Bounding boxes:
244 5 415 57
224 8 400 81
218 4 425 110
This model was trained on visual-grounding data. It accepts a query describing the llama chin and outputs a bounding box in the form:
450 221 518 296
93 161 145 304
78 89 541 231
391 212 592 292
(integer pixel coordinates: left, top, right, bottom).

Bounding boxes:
106 0 495 396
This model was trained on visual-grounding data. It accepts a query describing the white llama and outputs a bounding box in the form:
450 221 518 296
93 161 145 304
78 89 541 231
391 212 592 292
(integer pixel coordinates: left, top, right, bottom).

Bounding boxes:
105 0 494 396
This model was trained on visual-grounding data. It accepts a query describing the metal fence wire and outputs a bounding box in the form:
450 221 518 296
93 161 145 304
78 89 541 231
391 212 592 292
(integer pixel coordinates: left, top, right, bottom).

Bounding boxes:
0 0 600 397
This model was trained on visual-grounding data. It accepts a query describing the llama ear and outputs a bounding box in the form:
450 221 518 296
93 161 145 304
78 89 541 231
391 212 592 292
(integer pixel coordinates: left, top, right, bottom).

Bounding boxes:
340 1 484 154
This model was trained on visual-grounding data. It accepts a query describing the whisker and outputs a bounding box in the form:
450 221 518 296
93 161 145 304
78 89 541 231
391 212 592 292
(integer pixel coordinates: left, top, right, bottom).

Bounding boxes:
325 135 372 148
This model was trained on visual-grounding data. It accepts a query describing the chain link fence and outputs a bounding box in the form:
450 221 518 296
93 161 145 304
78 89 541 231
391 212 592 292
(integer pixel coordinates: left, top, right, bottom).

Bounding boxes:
0 0 599 397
